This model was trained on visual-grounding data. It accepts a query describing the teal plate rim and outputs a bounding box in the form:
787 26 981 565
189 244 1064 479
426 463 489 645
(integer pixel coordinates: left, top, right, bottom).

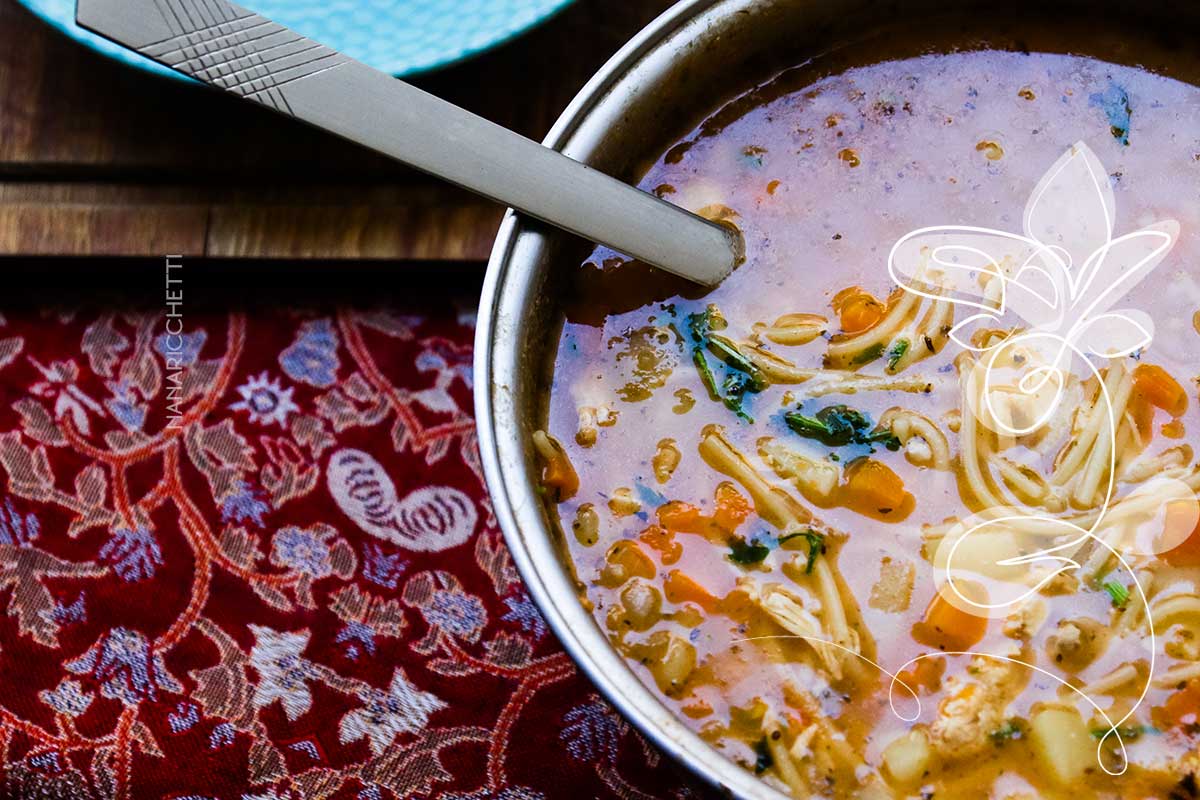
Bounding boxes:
15 0 579 81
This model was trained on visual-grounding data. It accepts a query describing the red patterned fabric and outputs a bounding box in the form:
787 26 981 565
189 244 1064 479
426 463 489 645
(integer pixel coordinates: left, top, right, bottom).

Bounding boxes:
0 301 710 800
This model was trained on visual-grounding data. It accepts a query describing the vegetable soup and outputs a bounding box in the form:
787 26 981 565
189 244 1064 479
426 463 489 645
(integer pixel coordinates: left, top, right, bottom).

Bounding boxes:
536 26 1200 800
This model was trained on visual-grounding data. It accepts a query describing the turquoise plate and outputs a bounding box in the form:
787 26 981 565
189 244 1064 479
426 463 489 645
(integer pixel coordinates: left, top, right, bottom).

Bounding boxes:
17 0 577 80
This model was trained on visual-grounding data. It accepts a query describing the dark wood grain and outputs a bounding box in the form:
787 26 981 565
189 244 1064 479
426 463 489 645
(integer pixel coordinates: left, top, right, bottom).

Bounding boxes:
0 0 675 258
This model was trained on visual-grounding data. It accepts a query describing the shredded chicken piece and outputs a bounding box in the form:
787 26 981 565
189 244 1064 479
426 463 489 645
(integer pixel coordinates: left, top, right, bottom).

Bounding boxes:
739 577 852 680
928 656 1024 762
758 437 839 501
1002 599 1046 641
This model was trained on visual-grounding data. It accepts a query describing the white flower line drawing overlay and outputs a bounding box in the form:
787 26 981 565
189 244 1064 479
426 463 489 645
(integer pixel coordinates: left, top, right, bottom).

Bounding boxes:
735 141 1195 777
888 140 1193 775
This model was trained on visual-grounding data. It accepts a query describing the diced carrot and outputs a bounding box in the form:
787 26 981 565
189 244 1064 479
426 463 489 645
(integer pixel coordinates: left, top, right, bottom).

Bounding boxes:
1133 363 1189 418
658 501 704 533
639 525 682 565
832 286 886 334
1153 680 1200 730
912 587 988 651
840 458 911 518
681 699 713 719
713 482 752 531
659 486 752 544
1160 500 1200 567
896 656 946 695
663 570 717 612
716 587 755 622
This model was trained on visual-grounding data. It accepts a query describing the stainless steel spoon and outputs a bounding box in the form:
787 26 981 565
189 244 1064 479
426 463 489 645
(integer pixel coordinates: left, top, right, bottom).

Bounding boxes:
75 0 740 286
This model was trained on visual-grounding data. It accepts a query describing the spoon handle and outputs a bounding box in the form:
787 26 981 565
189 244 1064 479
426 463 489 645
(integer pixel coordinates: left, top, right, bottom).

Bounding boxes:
76 0 739 286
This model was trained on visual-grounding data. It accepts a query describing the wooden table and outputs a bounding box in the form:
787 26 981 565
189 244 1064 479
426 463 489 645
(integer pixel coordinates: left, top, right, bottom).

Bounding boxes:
0 0 674 261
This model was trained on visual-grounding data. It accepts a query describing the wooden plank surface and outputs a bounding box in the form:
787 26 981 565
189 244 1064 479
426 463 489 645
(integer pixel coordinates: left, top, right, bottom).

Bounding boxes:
0 0 675 258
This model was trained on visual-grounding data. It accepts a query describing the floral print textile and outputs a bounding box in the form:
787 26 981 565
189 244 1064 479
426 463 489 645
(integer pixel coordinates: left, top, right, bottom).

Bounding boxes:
0 303 711 800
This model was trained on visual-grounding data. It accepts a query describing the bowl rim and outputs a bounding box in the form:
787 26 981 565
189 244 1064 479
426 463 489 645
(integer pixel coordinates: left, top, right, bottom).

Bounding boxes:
473 0 784 797
20 0 579 81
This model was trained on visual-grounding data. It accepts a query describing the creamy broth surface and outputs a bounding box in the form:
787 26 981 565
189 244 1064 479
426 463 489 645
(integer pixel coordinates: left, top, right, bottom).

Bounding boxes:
541 49 1200 799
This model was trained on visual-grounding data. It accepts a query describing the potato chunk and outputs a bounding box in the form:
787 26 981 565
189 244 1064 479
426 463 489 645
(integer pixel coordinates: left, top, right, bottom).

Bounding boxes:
882 729 931 785
1029 706 1093 785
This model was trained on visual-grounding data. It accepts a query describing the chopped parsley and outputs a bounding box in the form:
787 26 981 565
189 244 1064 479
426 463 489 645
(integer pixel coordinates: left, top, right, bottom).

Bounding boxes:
778 530 826 574
1090 725 1157 740
686 306 765 422
692 348 720 401
851 341 885 366
728 536 770 566
887 339 910 370
801 534 820 573
1102 579 1130 608
989 719 1024 744
708 334 768 391
804 532 826 573
783 404 901 450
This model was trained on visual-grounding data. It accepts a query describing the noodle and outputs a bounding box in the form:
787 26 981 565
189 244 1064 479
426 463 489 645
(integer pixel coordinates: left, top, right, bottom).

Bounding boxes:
699 425 812 529
1151 594 1200 633
878 408 953 470
764 714 812 795
699 426 872 678
1081 662 1141 695
826 289 921 368
741 343 938 394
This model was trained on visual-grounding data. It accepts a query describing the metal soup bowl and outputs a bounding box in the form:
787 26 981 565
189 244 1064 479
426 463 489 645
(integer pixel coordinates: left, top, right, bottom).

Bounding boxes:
474 0 1199 795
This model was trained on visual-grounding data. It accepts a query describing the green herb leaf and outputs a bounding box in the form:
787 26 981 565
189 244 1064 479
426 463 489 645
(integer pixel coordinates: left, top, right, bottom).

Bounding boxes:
778 530 825 572
687 306 726 343
989 719 1023 743
720 372 755 422
801 531 825 574
1090 725 1157 740
708 334 768 391
887 339 910 371
782 412 832 441
686 306 762 422
851 342 885 366
878 432 903 451
803 534 825 573
1102 580 1130 608
784 404 900 450
729 536 770 566
693 349 721 402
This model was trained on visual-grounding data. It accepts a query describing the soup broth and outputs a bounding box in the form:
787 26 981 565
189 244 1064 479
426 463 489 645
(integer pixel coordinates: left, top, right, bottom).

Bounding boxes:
538 31 1200 800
